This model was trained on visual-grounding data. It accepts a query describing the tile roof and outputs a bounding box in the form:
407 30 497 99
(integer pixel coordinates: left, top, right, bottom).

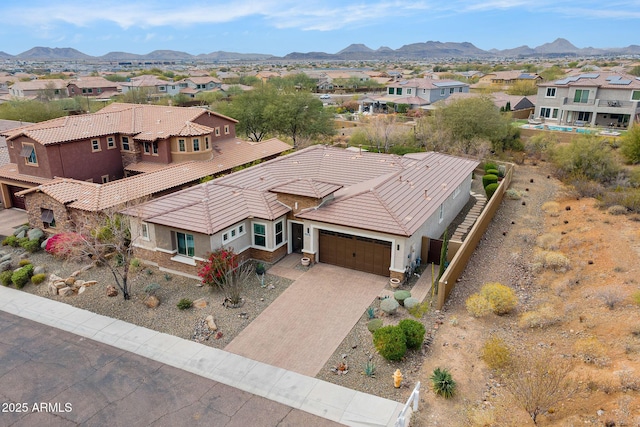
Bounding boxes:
18 137 291 212
539 72 640 89
128 146 478 237
0 163 52 185
1 103 237 145
10 79 68 91
67 76 117 88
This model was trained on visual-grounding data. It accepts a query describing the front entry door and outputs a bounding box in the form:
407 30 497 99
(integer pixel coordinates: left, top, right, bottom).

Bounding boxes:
291 223 303 253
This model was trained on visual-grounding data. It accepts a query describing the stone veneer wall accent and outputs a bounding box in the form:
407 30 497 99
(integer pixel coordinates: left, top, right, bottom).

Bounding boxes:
250 244 288 264
389 270 405 281
24 192 72 232
133 246 253 279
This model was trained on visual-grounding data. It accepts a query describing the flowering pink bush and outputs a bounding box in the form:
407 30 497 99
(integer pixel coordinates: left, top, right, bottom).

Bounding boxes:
45 233 85 258
197 248 238 288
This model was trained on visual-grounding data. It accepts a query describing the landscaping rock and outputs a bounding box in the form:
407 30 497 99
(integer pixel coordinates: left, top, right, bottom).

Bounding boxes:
47 282 58 295
16 230 26 239
0 260 12 272
106 285 118 297
193 298 208 309
145 295 160 308
205 315 217 331
403 297 420 309
380 298 400 315
59 286 74 297
78 286 86 295
54 281 67 289
0 254 11 263
27 228 44 241
13 225 29 237
83 280 97 287
65 277 76 286
394 290 412 306
33 265 46 275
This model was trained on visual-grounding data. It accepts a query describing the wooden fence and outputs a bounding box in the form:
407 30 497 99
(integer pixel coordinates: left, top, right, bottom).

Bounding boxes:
435 162 514 309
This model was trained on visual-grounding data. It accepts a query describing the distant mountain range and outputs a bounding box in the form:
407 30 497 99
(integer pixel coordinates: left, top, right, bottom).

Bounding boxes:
2 39 639 62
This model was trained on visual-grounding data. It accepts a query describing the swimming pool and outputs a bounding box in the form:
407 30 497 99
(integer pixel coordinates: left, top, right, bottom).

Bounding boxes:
547 125 573 132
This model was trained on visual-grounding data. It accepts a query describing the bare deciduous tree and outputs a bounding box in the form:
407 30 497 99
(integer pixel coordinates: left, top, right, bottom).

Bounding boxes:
49 206 137 300
213 262 254 307
504 349 579 425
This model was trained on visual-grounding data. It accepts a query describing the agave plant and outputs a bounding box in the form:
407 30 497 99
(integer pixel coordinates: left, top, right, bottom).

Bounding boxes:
430 367 456 399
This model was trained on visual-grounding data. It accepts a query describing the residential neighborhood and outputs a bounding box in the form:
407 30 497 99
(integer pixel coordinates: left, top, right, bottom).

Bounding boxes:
2 37 640 427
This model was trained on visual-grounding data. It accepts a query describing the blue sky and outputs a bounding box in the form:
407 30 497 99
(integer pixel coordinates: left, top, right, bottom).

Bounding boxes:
0 0 638 57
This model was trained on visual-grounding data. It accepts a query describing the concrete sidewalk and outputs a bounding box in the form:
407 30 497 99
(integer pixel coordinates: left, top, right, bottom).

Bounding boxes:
0 285 405 427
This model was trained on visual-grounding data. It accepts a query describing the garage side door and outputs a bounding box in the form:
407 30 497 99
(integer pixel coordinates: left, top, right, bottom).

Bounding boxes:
319 230 391 276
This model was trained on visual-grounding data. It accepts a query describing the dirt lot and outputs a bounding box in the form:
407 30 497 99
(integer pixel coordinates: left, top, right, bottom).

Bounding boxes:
412 161 640 426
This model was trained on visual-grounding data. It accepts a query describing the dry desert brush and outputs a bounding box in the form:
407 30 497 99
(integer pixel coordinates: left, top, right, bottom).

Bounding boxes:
505 349 579 425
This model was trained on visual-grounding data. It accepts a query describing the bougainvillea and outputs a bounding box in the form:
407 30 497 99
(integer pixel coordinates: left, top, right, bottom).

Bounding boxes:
197 248 238 288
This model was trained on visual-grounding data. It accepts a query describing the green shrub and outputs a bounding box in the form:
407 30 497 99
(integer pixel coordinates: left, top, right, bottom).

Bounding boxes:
2 235 18 247
466 293 493 317
486 168 500 176
399 319 426 349
480 282 517 315
485 183 499 199
31 273 47 285
482 174 498 188
373 325 407 361
481 336 511 370
18 259 32 267
0 270 12 286
11 264 34 289
408 300 430 318
176 298 193 310
483 162 498 172
551 135 619 183
430 367 456 398
367 318 383 333
394 290 411 306
620 124 640 164
20 239 41 253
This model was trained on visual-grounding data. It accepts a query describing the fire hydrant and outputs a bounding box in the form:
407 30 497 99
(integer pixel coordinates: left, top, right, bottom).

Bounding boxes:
393 369 403 388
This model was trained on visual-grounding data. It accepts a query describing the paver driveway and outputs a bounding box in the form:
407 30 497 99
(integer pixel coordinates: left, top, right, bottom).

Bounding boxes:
225 263 388 376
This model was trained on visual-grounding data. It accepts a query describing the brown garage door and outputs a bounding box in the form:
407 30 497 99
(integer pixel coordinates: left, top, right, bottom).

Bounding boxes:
319 230 391 276
7 185 27 210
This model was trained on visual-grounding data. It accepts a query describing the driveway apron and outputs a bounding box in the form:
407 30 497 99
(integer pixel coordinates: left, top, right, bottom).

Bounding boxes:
225 263 388 376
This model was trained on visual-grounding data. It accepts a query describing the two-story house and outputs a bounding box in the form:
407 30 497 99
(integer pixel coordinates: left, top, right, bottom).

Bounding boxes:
165 76 222 98
0 103 290 218
534 72 640 128
119 75 171 98
9 79 68 100
360 78 470 113
66 77 120 99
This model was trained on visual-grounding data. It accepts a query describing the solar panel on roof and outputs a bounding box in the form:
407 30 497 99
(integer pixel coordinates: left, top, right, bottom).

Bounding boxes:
579 73 600 79
610 80 631 85
606 76 621 81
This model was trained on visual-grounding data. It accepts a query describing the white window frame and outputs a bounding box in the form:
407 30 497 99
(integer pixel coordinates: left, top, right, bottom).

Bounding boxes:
546 87 557 98
101 175 109 183
253 222 267 247
222 223 246 244
107 136 116 149
141 222 149 240
178 139 186 152
274 220 284 246
175 231 195 257
193 138 200 152
440 88 445 96
632 90 640 101
121 136 130 151
224 125 230 135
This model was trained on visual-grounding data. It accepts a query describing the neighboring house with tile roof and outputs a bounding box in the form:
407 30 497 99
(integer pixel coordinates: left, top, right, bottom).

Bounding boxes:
360 78 469 113
124 145 478 280
534 72 640 127
9 79 68 100
477 71 542 88
66 76 120 99
0 102 290 218
431 92 536 119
